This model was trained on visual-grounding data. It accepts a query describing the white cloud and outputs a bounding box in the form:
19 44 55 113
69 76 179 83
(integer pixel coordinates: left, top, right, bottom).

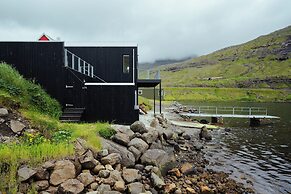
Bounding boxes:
0 0 290 62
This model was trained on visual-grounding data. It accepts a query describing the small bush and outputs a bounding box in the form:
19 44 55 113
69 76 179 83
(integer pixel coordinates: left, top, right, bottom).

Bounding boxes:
52 130 72 143
99 127 116 139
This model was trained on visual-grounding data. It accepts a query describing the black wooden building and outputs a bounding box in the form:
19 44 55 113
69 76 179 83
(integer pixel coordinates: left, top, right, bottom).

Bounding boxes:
0 40 141 123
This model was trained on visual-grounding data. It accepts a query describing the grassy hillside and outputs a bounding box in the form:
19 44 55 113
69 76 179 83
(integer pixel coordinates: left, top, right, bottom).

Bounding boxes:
151 26 291 89
0 63 111 192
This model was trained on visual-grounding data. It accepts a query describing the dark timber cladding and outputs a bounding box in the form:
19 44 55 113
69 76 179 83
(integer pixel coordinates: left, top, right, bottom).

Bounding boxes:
65 45 139 124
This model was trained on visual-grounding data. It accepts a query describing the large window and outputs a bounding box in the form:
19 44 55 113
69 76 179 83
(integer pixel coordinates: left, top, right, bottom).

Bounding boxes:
123 55 130 74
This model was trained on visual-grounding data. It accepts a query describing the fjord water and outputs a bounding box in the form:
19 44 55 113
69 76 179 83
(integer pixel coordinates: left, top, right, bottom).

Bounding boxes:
181 101 291 194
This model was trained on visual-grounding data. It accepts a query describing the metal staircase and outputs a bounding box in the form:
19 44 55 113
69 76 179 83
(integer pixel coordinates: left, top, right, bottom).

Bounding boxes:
60 108 85 122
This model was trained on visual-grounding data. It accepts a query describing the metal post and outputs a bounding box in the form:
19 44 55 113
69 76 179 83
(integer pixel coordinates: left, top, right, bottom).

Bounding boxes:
78 58 81 72
64 49 68 67
233 107 235 115
199 107 200 114
153 86 156 114
216 107 217 115
72 54 75 69
83 61 85 74
249 108 252 115
159 81 162 114
91 66 94 77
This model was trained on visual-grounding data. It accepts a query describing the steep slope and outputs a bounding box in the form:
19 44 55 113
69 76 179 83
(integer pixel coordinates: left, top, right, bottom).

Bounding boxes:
159 26 291 89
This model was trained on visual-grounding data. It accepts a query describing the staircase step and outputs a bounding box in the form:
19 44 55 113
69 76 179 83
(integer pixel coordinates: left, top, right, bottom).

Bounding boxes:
60 107 85 123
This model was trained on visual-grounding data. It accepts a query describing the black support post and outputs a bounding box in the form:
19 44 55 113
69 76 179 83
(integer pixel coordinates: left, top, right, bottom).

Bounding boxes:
159 81 162 114
153 86 156 114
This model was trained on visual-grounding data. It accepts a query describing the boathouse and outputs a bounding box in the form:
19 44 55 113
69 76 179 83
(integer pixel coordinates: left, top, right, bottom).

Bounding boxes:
0 35 161 124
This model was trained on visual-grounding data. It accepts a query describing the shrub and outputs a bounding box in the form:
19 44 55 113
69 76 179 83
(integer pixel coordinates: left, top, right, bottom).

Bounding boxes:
99 127 116 139
52 130 72 143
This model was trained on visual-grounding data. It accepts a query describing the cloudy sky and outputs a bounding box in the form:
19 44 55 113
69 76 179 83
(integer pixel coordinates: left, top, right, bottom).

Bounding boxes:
0 0 290 62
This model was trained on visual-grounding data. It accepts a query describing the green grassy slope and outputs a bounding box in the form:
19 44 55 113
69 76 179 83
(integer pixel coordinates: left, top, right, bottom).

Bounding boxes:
157 26 291 89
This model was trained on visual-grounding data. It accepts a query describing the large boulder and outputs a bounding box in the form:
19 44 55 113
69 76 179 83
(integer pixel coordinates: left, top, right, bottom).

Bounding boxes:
0 108 8 117
128 146 141 160
10 120 26 133
79 150 98 169
141 130 159 144
101 153 122 166
122 168 141 183
77 171 95 187
50 160 76 186
128 138 149 153
151 172 165 189
112 132 130 146
127 182 145 194
57 179 84 194
17 166 36 182
34 180 49 191
199 126 212 140
130 121 148 134
102 138 135 167
140 149 171 167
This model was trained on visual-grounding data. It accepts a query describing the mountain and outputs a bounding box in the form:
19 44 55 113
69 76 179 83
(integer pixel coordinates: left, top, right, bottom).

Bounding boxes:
159 26 291 89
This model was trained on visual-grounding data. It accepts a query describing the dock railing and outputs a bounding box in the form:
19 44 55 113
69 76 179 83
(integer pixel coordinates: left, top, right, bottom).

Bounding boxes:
190 106 268 116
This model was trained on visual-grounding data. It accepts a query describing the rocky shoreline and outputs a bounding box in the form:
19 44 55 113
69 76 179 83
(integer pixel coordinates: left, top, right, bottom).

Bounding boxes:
0 105 255 193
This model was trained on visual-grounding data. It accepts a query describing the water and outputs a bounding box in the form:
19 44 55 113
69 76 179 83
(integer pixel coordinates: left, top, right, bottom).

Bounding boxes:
181 101 291 194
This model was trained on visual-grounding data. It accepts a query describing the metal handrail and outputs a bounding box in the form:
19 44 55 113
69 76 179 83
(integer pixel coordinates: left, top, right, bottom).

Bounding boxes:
190 106 267 115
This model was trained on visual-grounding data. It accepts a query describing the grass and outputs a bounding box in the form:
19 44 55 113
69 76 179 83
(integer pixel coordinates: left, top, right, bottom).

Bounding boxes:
138 96 153 111
145 26 291 97
0 62 111 192
164 87 290 102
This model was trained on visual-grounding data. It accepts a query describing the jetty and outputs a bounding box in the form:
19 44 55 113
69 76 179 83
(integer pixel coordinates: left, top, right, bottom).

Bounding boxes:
180 106 280 126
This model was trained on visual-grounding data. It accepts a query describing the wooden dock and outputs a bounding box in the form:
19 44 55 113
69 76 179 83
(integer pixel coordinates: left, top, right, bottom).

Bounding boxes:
179 106 280 126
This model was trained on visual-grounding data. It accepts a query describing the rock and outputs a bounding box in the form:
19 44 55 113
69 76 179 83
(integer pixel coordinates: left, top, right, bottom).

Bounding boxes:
180 163 197 175
35 168 49 180
128 146 141 160
113 181 125 192
150 140 163 149
101 153 122 166
42 161 55 170
165 183 176 193
175 129 185 136
174 188 182 194
0 118 5 124
102 138 135 167
92 164 105 174
150 118 159 128
130 121 148 134
182 133 191 140
105 164 114 171
50 160 76 186
140 149 170 167
74 138 89 156
58 179 84 194
79 150 98 169
168 168 182 177
98 170 110 178
186 187 196 193
108 170 123 182
89 182 98 190
77 172 95 187
117 127 135 139
99 149 109 157
194 143 204 151
127 182 145 194
134 164 145 171
10 120 26 133
122 168 141 183
112 132 130 146
225 128 231 132
141 130 159 144
96 183 111 193
199 126 212 140
19 183 30 193
0 108 8 116
151 172 165 189
17 166 36 182
128 138 149 153
45 186 58 194
162 130 174 140
34 180 49 191
200 185 213 194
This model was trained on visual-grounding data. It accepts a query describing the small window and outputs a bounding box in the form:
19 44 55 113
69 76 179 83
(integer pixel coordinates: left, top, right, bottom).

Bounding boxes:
123 55 130 73
138 89 143 95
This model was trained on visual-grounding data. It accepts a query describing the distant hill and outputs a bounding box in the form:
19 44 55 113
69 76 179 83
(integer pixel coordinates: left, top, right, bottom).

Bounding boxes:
139 55 197 70
159 26 291 89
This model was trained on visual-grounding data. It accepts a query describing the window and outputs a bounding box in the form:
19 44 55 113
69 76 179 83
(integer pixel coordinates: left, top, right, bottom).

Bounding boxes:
123 55 130 73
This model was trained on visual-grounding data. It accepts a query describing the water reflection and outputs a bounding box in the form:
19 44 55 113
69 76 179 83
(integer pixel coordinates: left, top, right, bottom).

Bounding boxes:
181 101 291 194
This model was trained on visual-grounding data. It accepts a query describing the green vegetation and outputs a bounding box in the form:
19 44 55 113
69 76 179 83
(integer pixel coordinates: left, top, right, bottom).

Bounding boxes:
138 96 153 111
143 26 291 102
0 62 111 192
164 87 290 102
99 127 117 139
